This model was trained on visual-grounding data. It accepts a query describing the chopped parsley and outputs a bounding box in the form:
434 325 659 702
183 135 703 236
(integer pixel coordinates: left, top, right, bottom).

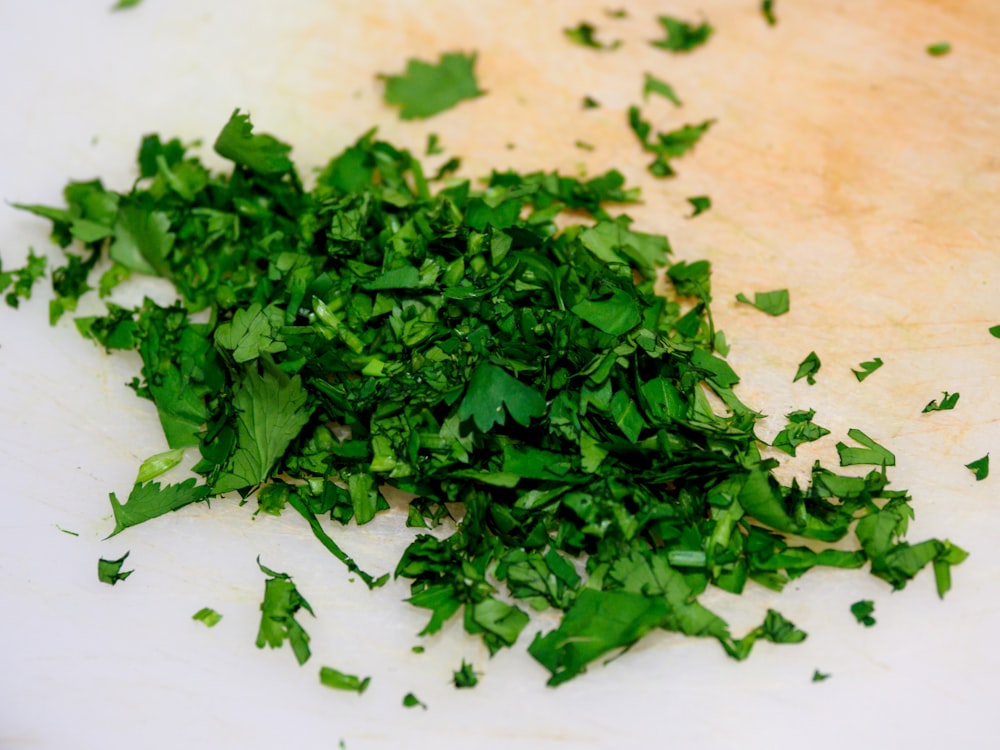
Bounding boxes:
425 134 444 156
381 52 484 120
927 42 951 56
850 599 876 627
98 552 133 585
642 73 682 106
111 0 143 10
582 95 601 109
319 667 371 694
650 15 713 52
922 391 960 413
255 560 314 665
452 660 479 688
966 455 989 481
852 357 884 382
771 409 830 456
0 248 47 307
762 1 777 26
736 289 790 316
628 106 714 176
402 692 427 709
989 325 1000 338
812 670 830 682
836 428 895 467
192 607 223 627
794 351 821 385
686 196 711 217
564 22 621 50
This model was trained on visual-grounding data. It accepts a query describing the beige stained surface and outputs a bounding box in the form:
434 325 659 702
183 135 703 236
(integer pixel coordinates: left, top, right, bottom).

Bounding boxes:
0 1 998 749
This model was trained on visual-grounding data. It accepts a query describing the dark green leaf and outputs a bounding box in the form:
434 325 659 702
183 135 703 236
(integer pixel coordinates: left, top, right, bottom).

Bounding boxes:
922 391 960 413
762 1 777 25
850 599 876 627
213 109 293 175
650 15 713 52
255 559 314 665
852 358 883 382
794 351 821 384
965 454 989 481
457 363 546 432
565 23 621 50
98 552 133 585
402 692 427 709
927 42 951 56
736 289 789 316
108 479 211 537
686 195 710 217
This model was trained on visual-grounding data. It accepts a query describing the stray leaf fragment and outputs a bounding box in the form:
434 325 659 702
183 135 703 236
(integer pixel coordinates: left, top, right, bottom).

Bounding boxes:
111 0 142 9
320 666 371 694
192 607 222 627
771 409 830 456
922 391 959 413
628 106 714 177
98 552 133 585
812 670 830 682
256 559 314 665
794 351 821 384
927 42 951 56
850 599 876 627
643 73 682 106
965 454 989 481
403 692 427 709
762 0 777 26
381 52 484 120
836 428 895 467
453 660 479 688
686 195 711 217
565 22 621 50
650 15 713 52
736 289 789 316
852 358 883 381
989 325 1000 338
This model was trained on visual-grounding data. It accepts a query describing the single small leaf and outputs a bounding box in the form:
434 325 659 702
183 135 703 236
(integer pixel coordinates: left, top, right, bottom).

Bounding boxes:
922 391 960 413
852 358 883 381
98 552 133 585
135 448 185 484
794 351 821 385
402 692 427 709
319 667 371 694
965 454 989 481
736 289 789 316
382 52 484 120
989 325 1000 338
650 15 713 52
686 195 711 217
761 0 777 25
255 559 314 666
836 428 896 467
812 670 831 682
565 22 621 50
457 363 546 433
850 599 876 627
642 73 682 106
452 660 479 688
213 109 293 175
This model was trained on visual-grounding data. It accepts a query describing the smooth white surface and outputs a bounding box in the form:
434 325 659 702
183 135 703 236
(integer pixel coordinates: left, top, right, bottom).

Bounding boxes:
1 2 998 749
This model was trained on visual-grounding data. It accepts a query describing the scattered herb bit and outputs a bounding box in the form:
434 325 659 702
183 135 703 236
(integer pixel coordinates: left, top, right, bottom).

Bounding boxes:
319 666 371 694
852 358 883 382
735 289 790 316
772 409 830 456
192 607 222 627
98 552 133 585
565 22 621 50
922 391 960 413
111 0 142 10
452 660 479 688
761 1 777 26
650 15 713 52
256 559 314 665
836 428 895 467
713 329 730 356
135 448 185 483
0 248 47 308
812 670 831 682
686 195 711 217
17 113 965 688
850 599 876 627
989 325 1000 338
642 73 682 106
56 525 80 536
628 106 714 177
927 42 951 56
575 140 595 151
605 8 627 19
965 454 989 481
794 351 821 385
426 133 444 156
381 52 484 120
582 95 601 109
411 645 425 654
402 692 427 710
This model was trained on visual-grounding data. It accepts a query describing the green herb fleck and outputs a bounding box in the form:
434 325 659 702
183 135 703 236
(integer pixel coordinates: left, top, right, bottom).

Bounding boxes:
565 22 621 50
927 42 951 56
836 428 895 467
381 52 484 120
0 249 47 308
794 351 821 385
812 670 830 682
453 660 479 688
255 559 314 665
989 325 1000 338
575 140 595 151
852 358 883 382
605 8 627 18
736 289 790 316
628 106 714 177
966 454 989 481
319 667 371 694
850 599 876 626
772 409 830 456
426 133 444 156
214 109 293 175
411 645 425 654
686 195 711 217
111 0 142 10
402 692 427 709
922 391 959 413
98 552 133 585
651 15 713 52
582 96 601 109
642 73 682 106
56 525 79 536
192 607 222 627
135 448 185 484
762 1 777 25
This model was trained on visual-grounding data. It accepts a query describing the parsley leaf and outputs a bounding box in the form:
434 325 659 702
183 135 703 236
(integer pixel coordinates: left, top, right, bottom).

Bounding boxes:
794 351 821 384
643 73 682 106
812 670 831 682
736 289 790 316
650 15 713 52
989 325 1000 338
582 95 601 109
836 428 896 467
762 0 777 25
108 479 211 537
922 391 960 413
402 692 427 709
135 448 185 484
457 363 546 433
965 454 989 481
319 667 371 694
213 109 293 175
381 52 484 120
565 22 621 50
850 599 876 627
214 303 288 363
772 409 830 456
927 42 951 56
98 552 133 585
686 195 711 217
256 559 314 665
192 607 222 627
852 357 883 381
627 106 714 177
452 660 479 688
0 248 47 308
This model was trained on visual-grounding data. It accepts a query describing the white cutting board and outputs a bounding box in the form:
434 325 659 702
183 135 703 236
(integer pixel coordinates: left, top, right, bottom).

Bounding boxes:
1 1 998 749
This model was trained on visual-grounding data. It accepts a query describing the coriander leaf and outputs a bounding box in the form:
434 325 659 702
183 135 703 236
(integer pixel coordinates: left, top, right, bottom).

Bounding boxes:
110 203 174 276
922 391 960 413
836 428 896 467
812 670 831 682
762 0 777 25
319 667 371 694
192 607 222 627
564 22 621 50
642 73 682 106
457 362 545 432
579 214 672 278
98 552 133 585
852 357 883 381
571 288 642 335
686 195 711 217
108 479 211 537
402 692 427 709
927 42 951 56
650 15 713 52
453 660 479 688
214 303 287 363
850 599 876 627
213 109 293 174
772 409 830 456
794 351 821 384
135 448 185 484
736 289 789 316
965 454 989 481
381 52 484 120
256 559 314 665
213 368 313 494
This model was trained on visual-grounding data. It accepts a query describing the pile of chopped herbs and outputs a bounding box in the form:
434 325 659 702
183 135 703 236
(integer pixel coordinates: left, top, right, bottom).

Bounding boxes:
13 109 965 687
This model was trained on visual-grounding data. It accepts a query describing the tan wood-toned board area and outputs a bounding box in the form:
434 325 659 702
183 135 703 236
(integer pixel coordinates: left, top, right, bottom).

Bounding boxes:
1 1 997 748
